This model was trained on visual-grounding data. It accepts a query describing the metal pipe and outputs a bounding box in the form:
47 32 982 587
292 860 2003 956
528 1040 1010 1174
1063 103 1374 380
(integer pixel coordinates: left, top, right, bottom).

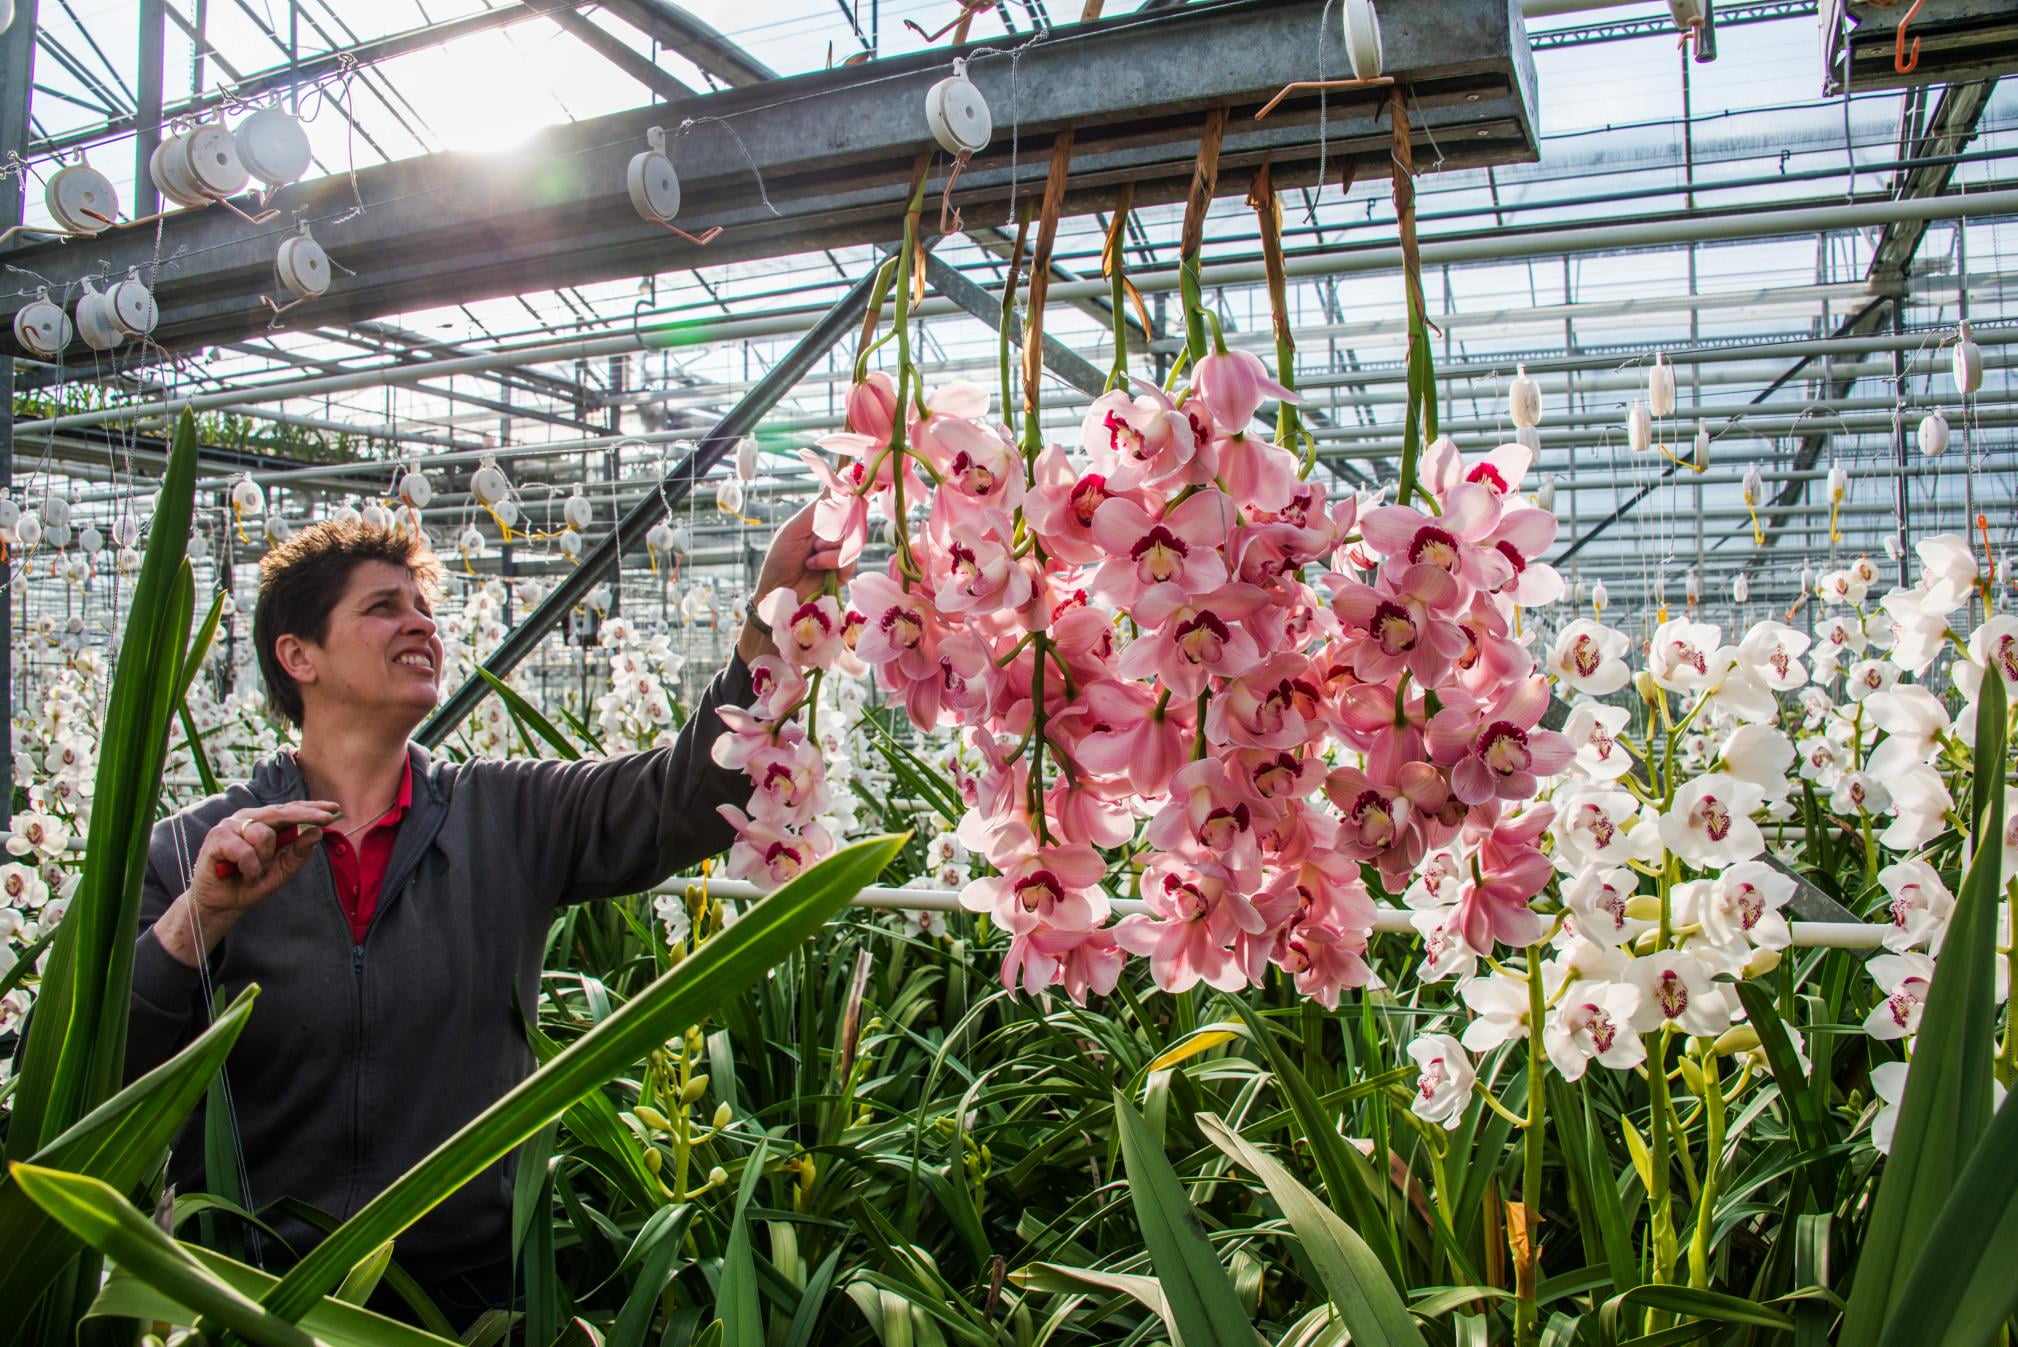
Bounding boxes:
20 190 2018 438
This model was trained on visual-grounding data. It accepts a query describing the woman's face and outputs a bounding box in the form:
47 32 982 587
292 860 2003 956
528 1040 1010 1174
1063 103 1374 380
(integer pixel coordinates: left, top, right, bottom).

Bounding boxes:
288 560 445 733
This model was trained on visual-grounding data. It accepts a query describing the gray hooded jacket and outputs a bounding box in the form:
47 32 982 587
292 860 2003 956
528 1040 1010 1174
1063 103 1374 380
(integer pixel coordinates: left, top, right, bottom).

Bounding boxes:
125 656 753 1282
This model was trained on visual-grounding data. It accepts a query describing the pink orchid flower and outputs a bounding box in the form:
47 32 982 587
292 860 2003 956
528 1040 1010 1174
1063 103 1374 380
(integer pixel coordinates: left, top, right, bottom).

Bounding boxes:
849 567 944 682
1426 675 1575 806
1205 655 1323 750
1358 481 1515 597
1001 924 1126 1003
1484 504 1564 607
1112 855 1267 994
1214 433 1300 513
958 826 1111 934
757 588 847 670
1089 489 1233 606
1327 575 1471 685
1143 758 1273 880
1073 679 1195 797
717 806 834 890
797 449 871 568
1114 580 1270 699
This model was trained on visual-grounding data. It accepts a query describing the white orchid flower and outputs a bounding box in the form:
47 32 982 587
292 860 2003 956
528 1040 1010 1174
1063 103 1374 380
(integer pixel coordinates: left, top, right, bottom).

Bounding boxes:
1736 620 1811 691
1626 951 1736 1036
1545 979 1647 1080
1561 866 1638 947
1648 619 1730 694
1406 1033 1476 1129
1553 789 1647 870
1828 772 1889 817
1863 951 1936 1041
1548 619 1633 697
1876 762 1952 852
1563 701 1635 782
1876 859 1954 954
1914 533 1978 614
1459 970 1535 1053
1718 723 1795 799
1659 773 1766 867
1678 860 1794 952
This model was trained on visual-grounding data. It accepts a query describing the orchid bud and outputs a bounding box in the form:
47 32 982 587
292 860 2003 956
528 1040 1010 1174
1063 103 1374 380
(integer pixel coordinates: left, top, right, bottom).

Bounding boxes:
1675 1054 1707 1097
1685 569 1701 604
1633 669 1659 708
708 1165 729 1189
713 1101 733 1129
1648 353 1676 418
1624 895 1663 922
1508 364 1541 429
845 372 897 440
1712 1025 1760 1057
643 1147 663 1174
1741 947 1782 979
633 1104 673 1132
679 1074 710 1105
1918 409 1949 456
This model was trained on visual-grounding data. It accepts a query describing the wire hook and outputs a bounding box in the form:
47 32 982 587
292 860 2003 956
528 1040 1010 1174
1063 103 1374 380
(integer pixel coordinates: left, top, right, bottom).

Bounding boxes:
1895 0 1926 73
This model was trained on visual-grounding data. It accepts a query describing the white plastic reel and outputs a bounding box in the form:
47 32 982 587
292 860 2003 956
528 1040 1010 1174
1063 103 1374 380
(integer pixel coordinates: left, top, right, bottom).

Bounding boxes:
628 128 720 245
236 106 313 188
1342 0 1384 81
75 280 126 352
45 160 119 235
13 292 73 358
926 62 992 156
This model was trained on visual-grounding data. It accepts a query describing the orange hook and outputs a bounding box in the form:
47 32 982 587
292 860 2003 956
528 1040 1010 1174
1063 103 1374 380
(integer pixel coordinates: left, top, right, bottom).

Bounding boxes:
1895 0 1926 73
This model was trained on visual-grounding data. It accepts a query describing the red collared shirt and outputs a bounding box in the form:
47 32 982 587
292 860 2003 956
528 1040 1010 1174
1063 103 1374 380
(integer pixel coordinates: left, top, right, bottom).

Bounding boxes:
323 758 413 944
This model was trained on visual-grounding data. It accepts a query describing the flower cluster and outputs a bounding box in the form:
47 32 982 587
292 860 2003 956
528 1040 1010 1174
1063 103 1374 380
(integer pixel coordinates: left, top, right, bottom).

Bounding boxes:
719 324 1579 1011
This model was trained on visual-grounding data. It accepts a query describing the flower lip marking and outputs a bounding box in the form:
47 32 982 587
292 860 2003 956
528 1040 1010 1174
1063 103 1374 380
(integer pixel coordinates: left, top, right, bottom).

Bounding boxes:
1069 474 1109 525
880 604 924 649
1131 524 1189 584
1571 633 1604 679
1174 610 1232 664
1372 600 1419 655
1494 540 1528 574
1478 721 1532 777
1104 410 1150 461
1199 803 1252 849
1695 794 1733 842
1408 525 1462 571
1668 638 1709 675
951 450 996 494
1467 462 1510 493
1655 969 1689 1019
1015 870 1066 913
1351 789 1397 845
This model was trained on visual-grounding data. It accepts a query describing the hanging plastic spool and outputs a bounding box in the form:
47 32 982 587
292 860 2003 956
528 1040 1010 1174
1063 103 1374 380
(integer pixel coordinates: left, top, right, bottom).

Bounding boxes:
185 118 251 198
116 546 142 576
14 510 42 549
562 492 595 531
42 497 70 532
1684 568 1702 606
586 583 613 614
150 129 212 209
1918 408 1949 456
1569 576 1587 606
396 469 433 510
494 498 521 534
1741 463 1765 543
645 518 679 578
45 158 119 235
1590 579 1609 617
716 476 748 518
361 503 392 531
235 105 313 189
1514 425 1540 453
1882 535 1901 563
1692 421 1710 468
557 528 584 564
457 525 486 573
1799 564 1816 597
1507 364 1541 430
230 475 264 541
75 279 126 352
111 514 140 548
263 514 293 545
469 457 516 539
1340 0 1384 79
627 127 720 245
13 291 73 358
1647 352 1676 419
1826 463 1849 543
925 60 992 232
77 524 103 558
271 223 332 313
733 435 760 482
62 555 89 586
1626 400 1652 454
187 531 209 562
104 268 160 341
1732 574 1750 604
1952 322 1983 396
332 503 362 528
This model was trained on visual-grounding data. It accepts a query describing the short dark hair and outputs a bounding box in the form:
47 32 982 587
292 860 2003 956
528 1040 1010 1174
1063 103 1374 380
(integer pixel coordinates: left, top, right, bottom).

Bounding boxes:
255 520 444 726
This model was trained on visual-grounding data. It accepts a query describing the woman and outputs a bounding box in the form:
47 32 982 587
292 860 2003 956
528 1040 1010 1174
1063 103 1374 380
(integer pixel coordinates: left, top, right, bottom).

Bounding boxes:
126 505 843 1326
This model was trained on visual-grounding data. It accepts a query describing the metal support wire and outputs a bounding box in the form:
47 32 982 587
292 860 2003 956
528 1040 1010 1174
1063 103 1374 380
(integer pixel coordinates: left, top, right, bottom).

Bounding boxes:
415 249 899 746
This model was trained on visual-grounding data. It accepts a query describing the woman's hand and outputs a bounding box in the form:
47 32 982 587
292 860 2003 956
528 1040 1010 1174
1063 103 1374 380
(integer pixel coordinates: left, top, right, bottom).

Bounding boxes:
154 801 340 968
738 503 853 663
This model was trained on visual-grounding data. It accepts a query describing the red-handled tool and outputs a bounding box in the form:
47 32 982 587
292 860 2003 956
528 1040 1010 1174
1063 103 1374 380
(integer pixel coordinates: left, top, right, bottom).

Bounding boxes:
212 824 303 879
